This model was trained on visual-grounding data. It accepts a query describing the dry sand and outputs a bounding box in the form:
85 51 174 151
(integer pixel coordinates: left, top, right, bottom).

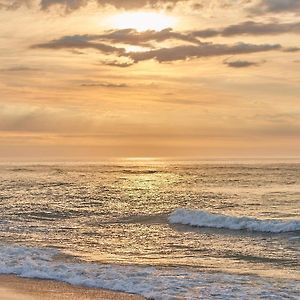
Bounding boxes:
0 275 145 300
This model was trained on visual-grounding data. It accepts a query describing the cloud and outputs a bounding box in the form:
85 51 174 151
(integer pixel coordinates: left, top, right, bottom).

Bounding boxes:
0 66 40 72
101 60 135 67
32 35 125 55
0 104 100 134
283 47 300 52
249 0 300 14
32 28 200 51
32 30 282 66
0 0 75 11
95 28 201 47
3 0 300 15
80 81 128 88
40 0 88 11
223 58 260 68
128 42 281 63
193 21 300 38
0 0 32 10
32 25 296 63
40 0 189 11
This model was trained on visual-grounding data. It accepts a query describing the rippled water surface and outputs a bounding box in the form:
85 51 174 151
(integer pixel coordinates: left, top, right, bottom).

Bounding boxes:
0 161 299 299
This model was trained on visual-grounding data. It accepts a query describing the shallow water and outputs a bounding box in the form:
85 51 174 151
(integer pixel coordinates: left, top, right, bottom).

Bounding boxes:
0 161 299 299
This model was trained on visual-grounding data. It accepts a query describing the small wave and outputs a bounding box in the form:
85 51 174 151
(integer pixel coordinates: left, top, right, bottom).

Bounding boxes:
169 209 300 233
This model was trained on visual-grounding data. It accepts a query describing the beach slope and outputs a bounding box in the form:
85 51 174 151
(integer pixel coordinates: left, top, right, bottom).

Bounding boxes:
0 275 145 300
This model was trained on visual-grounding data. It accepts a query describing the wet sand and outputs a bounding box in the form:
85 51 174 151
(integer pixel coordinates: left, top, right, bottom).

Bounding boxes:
0 275 145 300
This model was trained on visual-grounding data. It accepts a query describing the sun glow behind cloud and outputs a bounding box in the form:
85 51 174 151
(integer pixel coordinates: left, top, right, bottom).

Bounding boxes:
110 12 176 31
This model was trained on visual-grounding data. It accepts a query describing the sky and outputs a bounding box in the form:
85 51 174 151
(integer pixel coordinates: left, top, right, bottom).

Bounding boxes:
0 0 299 160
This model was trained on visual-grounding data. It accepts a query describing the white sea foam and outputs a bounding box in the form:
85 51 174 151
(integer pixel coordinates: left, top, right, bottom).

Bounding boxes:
1 244 299 300
169 209 300 233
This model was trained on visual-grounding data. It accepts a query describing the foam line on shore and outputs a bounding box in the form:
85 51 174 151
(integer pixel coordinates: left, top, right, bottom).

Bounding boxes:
1 244 299 300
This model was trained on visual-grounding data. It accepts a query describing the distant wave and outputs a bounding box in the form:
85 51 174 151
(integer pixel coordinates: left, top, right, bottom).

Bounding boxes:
169 209 300 233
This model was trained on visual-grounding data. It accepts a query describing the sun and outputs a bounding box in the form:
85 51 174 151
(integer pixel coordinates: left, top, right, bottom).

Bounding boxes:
111 12 176 31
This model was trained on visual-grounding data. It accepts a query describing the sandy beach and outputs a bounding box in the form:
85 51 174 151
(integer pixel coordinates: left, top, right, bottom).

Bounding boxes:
0 275 145 300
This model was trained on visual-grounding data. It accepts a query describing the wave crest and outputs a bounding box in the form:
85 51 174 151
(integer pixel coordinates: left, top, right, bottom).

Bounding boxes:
168 209 300 233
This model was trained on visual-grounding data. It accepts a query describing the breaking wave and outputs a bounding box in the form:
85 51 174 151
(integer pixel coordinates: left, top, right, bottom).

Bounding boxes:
169 209 300 233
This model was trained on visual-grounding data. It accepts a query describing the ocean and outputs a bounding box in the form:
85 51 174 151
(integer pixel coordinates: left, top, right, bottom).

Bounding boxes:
0 160 299 299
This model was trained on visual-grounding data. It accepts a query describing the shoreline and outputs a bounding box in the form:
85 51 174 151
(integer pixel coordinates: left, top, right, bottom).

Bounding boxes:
0 275 145 300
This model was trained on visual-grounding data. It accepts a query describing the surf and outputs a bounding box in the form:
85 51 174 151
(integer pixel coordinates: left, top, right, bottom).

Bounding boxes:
169 209 300 233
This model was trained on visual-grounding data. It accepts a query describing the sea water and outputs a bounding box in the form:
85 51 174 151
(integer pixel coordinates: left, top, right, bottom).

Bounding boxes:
0 160 299 299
